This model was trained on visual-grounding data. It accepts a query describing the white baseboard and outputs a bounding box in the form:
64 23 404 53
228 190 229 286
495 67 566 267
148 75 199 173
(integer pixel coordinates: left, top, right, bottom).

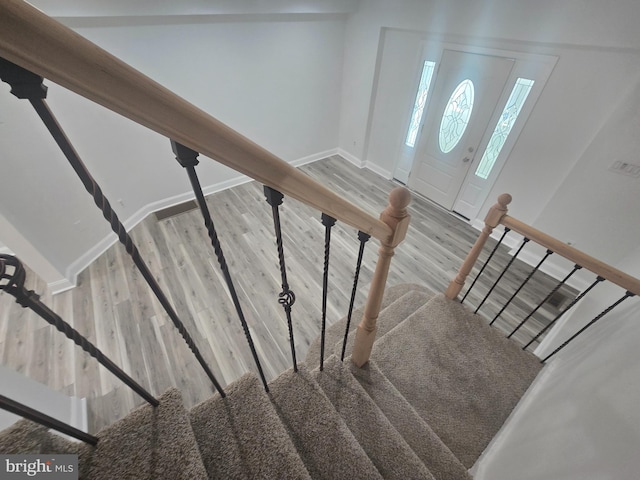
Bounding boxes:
364 160 393 180
336 148 393 179
336 148 365 168
56 150 338 292
291 148 339 168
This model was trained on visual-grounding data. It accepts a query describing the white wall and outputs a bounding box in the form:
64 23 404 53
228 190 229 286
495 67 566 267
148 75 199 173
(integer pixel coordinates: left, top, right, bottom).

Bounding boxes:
339 0 640 266
473 246 640 480
0 365 87 434
0 9 346 286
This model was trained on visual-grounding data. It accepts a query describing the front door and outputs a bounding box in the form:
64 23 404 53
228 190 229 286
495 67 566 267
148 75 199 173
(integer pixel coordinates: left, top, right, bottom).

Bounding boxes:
408 50 514 210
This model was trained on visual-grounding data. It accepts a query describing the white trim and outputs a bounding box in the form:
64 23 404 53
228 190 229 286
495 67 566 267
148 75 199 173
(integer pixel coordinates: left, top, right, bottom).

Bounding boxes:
69 396 88 434
291 148 339 168
336 148 393 179
336 148 365 168
0 246 13 255
364 160 393 180
58 150 338 291
49 277 77 295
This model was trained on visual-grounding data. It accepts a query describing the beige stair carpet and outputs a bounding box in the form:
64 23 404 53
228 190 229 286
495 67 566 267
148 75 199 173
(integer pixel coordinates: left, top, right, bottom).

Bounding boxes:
372 293 543 468
269 365 383 480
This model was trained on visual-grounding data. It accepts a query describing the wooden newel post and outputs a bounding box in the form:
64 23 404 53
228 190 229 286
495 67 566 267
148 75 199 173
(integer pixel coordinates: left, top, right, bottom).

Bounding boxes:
445 193 512 300
351 187 411 367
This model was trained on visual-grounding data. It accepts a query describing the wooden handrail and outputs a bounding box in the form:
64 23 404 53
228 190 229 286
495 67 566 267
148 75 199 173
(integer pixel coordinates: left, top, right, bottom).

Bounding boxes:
0 0 392 242
501 216 640 296
447 193 640 300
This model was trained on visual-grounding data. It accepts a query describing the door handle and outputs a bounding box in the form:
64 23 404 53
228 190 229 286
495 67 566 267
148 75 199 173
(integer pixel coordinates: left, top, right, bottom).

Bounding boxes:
462 157 471 163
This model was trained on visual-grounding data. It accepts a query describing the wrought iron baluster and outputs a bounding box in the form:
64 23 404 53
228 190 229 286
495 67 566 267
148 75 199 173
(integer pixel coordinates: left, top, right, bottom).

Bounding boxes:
0 394 98 445
171 141 269 391
461 227 510 304
320 213 337 371
264 186 298 372
341 231 371 362
523 275 603 350
0 59 225 397
475 237 530 314
509 264 581 340
541 291 635 363
0 255 158 407
490 249 553 326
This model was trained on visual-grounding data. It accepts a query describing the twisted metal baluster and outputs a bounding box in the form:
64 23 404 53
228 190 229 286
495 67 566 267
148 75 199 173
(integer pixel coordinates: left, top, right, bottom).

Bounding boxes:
341 231 371 362
264 186 298 372
0 394 98 445
171 141 269 391
541 291 635 363
523 275 604 350
461 227 511 304
0 59 225 397
476 237 530 314
320 213 337 371
490 249 553 326
509 264 582 340
0 255 158 407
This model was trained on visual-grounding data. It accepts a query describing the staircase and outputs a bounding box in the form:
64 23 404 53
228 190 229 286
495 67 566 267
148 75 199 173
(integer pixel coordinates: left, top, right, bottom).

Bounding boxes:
0 284 542 479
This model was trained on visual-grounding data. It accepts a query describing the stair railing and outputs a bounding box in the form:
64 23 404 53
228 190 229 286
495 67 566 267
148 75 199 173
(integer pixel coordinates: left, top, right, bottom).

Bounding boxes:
0 0 410 434
447 194 640 361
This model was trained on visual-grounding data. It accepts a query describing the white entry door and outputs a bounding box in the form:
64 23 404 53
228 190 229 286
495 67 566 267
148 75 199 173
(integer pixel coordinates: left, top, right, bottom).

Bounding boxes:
408 50 514 210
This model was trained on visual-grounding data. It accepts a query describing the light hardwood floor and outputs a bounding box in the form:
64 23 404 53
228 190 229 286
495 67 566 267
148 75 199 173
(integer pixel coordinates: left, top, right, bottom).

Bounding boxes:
0 156 573 432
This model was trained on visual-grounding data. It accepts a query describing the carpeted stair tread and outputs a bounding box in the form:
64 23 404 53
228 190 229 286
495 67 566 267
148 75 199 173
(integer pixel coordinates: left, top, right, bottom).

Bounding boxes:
349 360 472 480
372 294 543 468
190 372 311 480
313 355 435 480
80 387 207 480
269 365 383 480
333 289 433 365
305 283 432 366
0 419 69 454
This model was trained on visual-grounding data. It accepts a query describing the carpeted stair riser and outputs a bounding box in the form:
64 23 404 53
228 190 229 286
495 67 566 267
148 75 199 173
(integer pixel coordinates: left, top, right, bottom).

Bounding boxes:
330 289 434 366
269 365 383 480
349 360 472 480
372 294 543 468
313 355 436 480
304 283 432 366
189 372 311 479
80 387 207 479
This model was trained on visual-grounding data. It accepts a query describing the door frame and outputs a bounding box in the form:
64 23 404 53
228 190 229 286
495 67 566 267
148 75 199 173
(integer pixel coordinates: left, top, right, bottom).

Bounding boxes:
397 42 558 220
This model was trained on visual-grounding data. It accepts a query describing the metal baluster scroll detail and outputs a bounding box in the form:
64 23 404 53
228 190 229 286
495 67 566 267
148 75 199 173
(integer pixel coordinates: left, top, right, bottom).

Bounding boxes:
0 59 225 398
320 213 337 371
0 394 98 445
523 275 604 350
0 254 158 407
541 291 635 363
264 186 298 372
171 141 269 391
461 227 511 304
341 231 371 362
475 237 530 314
490 249 553 326
509 264 582 340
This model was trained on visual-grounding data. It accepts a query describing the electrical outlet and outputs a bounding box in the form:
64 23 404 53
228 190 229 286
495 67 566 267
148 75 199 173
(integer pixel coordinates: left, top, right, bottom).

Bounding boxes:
609 161 640 178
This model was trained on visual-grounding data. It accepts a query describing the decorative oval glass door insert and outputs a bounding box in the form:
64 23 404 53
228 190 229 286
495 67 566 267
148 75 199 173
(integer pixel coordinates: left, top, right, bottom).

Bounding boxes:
438 79 475 153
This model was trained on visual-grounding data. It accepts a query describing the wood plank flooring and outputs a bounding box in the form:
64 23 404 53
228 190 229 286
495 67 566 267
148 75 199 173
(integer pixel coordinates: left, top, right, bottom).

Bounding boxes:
0 156 574 432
